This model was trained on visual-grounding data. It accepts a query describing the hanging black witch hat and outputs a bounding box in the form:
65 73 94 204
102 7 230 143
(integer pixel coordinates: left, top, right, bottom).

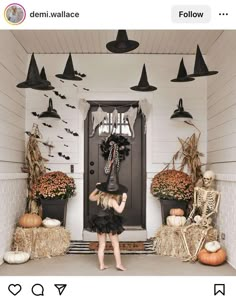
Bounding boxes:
32 67 55 90
106 30 139 53
130 64 157 92
96 162 128 195
189 45 218 77
171 58 195 82
17 53 48 89
55 53 82 81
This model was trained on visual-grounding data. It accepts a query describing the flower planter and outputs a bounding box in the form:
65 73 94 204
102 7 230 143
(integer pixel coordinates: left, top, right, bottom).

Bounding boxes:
40 198 68 226
160 198 188 225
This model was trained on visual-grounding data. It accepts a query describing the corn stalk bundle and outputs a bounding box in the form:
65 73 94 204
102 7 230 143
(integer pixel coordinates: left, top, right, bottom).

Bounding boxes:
26 124 48 213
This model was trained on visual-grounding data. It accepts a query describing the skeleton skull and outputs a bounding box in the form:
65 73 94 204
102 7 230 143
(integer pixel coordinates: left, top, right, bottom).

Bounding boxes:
203 170 215 188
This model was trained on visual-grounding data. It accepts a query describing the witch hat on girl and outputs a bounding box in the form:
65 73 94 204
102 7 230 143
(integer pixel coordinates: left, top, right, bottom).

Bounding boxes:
32 67 55 90
96 162 128 195
17 53 48 89
189 45 218 77
106 30 139 53
130 64 157 91
171 58 195 82
55 53 82 81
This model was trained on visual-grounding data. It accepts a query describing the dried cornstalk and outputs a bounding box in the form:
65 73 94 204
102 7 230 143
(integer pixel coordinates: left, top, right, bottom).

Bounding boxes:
26 124 48 213
164 122 204 184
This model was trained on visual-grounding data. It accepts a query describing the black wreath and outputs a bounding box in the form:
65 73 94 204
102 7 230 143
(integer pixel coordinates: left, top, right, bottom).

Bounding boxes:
100 134 130 161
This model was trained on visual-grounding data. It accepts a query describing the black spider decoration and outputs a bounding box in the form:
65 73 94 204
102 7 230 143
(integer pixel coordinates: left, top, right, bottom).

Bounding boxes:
100 134 130 161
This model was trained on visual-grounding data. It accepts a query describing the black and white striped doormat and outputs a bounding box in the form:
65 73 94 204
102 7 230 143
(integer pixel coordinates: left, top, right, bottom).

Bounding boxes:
67 240 155 255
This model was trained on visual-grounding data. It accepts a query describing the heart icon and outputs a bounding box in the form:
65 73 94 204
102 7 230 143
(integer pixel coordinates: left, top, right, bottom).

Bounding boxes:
8 284 22 296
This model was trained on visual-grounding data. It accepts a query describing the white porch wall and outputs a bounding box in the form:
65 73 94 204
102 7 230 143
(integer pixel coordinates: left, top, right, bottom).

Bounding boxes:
25 54 207 239
0 32 27 265
207 31 236 268
0 175 27 265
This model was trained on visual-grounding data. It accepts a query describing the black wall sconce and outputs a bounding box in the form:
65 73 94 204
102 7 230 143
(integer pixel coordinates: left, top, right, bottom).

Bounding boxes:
39 98 61 120
170 98 193 121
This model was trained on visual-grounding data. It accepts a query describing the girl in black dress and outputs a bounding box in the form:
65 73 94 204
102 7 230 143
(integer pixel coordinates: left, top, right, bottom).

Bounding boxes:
88 162 128 271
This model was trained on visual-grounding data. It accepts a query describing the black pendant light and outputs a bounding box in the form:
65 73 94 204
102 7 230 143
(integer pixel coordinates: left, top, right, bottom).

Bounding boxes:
106 30 139 53
39 98 61 120
170 98 193 121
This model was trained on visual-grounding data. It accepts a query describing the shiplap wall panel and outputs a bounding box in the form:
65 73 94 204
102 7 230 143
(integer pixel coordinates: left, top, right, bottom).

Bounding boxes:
25 54 207 174
0 32 27 172
207 31 236 173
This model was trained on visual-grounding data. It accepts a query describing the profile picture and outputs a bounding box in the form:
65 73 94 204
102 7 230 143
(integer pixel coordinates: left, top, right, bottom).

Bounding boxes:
4 3 26 25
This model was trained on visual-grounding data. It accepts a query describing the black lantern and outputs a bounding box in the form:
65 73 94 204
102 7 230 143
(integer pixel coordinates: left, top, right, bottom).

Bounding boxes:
170 98 193 121
39 98 61 120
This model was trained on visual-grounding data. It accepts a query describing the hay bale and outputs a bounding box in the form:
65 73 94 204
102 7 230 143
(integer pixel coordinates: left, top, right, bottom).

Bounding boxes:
12 227 70 259
154 225 218 259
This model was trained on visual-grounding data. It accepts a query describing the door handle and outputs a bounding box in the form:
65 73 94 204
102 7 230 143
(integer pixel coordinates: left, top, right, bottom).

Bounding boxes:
90 170 95 175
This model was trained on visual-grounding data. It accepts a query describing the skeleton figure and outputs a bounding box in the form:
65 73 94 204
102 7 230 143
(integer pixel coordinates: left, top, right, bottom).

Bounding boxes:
181 170 220 261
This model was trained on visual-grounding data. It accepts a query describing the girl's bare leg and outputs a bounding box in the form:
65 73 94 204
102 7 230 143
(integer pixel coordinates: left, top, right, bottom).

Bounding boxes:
109 233 126 271
97 233 108 270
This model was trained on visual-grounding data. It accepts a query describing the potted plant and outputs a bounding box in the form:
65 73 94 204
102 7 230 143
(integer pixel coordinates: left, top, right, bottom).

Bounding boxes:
32 171 76 225
151 169 194 224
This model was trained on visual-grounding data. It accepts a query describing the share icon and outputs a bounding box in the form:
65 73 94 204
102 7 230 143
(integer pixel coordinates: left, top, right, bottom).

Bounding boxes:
54 284 67 295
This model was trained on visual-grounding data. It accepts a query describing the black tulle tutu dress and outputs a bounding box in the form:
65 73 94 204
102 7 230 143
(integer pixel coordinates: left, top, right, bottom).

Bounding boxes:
88 202 124 235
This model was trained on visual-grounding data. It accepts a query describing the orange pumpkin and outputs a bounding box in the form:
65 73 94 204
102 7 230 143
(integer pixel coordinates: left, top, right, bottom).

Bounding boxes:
18 213 42 228
198 248 226 266
169 208 184 216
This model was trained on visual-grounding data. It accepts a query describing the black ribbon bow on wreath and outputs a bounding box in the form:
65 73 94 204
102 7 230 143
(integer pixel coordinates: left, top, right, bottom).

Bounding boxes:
100 134 130 174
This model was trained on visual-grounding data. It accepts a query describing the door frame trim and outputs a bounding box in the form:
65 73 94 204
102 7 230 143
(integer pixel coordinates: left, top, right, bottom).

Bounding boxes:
84 100 146 229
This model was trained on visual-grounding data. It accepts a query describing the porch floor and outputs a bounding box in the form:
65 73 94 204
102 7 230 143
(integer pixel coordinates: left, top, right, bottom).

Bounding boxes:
0 254 235 276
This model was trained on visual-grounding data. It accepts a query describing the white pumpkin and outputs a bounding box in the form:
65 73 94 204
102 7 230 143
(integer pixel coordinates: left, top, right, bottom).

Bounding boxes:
4 251 30 264
166 216 186 227
194 215 202 224
42 217 61 228
204 241 221 253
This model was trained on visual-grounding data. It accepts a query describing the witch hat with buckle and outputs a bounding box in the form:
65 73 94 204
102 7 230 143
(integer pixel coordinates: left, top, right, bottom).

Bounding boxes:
189 45 218 77
106 30 139 53
96 162 128 195
32 67 55 90
17 53 48 89
171 58 195 82
130 64 157 92
55 53 82 81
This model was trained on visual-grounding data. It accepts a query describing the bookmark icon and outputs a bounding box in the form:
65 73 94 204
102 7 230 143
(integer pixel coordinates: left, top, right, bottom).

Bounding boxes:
54 284 67 296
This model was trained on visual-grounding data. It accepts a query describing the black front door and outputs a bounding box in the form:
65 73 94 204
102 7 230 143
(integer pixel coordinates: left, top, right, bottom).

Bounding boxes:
84 101 146 228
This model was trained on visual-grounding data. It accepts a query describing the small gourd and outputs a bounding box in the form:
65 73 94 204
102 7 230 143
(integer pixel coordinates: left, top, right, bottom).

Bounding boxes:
4 251 30 264
205 241 221 253
42 217 61 228
194 215 202 223
169 208 184 216
18 213 42 228
166 216 186 227
198 248 226 266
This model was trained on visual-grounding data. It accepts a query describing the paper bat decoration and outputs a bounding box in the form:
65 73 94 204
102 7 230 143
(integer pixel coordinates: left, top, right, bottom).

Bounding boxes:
54 91 66 99
42 123 52 128
66 104 76 109
65 128 79 136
